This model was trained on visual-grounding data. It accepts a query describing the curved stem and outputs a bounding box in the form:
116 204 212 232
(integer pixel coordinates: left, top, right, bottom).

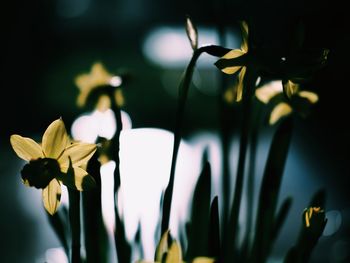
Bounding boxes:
161 46 211 235
223 68 257 262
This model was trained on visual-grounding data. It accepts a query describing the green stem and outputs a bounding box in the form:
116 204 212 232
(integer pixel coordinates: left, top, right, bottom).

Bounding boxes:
241 101 262 260
110 91 131 263
68 188 81 263
223 68 257 262
216 4 232 235
83 154 109 263
161 46 212 235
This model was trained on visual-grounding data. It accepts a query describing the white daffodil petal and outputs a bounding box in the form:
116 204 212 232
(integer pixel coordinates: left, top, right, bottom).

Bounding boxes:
166 241 182 263
255 81 283 104
42 119 69 159
42 179 61 215
60 166 95 191
298 91 319 104
10 135 44 161
58 142 96 168
269 102 293 125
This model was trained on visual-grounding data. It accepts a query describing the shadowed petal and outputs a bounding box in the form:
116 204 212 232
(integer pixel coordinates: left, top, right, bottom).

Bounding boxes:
240 20 249 52
58 142 96 168
193 258 215 263
42 119 69 159
298 91 319 104
42 179 61 215
219 49 245 74
270 102 293 125
236 66 247 102
283 80 299 99
60 166 96 191
10 135 43 161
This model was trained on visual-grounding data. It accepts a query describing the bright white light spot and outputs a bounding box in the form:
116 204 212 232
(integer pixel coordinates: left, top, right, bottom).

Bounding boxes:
255 76 262 86
100 161 116 235
71 109 132 143
143 26 239 68
115 128 201 260
323 210 342 236
56 0 90 18
110 76 123 87
45 247 68 263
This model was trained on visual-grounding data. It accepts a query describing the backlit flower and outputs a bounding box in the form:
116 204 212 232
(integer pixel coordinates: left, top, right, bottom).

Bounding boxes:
10 118 97 214
255 80 318 125
75 62 124 111
215 21 248 102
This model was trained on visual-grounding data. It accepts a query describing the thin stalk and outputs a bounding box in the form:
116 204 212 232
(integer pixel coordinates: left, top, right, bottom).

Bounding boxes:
110 89 131 263
68 188 81 263
215 0 232 234
240 101 262 260
161 46 210 235
223 68 257 262
83 154 109 263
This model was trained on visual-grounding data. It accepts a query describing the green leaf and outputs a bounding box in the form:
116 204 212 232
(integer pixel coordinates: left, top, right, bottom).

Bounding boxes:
46 207 69 256
208 196 220 259
251 116 293 262
82 153 109 263
186 161 211 260
271 197 293 241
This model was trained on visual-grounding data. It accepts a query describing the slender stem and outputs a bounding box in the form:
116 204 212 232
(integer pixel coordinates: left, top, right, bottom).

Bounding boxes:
110 90 131 263
241 101 261 260
83 154 109 263
161 46 209 235
68 188 81 263
223 68 257 262
215 0 232 235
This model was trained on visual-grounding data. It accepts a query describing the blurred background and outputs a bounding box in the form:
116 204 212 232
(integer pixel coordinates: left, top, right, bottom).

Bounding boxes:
1 0 349 262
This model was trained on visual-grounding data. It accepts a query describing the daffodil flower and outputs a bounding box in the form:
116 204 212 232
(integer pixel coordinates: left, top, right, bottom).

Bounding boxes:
215 21 249 102
75 62 124 111
137 230 215 263
304 207 324 228
10 118 97 215
255 80 318 125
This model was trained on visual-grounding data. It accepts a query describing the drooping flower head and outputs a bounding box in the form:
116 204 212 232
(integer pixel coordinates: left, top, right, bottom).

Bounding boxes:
75 62 124 112
10 118 97 214
215 21 249 103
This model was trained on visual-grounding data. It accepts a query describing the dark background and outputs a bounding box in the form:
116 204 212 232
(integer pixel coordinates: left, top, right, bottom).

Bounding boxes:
1 0 349 262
